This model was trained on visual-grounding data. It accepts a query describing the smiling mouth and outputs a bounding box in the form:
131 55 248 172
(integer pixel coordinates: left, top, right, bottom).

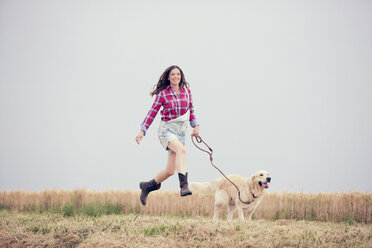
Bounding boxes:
259 181 269 189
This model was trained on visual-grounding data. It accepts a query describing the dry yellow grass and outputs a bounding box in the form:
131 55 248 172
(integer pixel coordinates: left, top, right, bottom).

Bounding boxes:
0 211 371 248
0 190 370 223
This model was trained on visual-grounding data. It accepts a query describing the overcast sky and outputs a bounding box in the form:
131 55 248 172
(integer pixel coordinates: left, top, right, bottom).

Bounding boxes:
0 0 371 193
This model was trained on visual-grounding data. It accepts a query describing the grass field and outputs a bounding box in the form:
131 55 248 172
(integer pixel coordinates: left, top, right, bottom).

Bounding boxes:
0 190 370 223
0 189 371 247
0 211 371 248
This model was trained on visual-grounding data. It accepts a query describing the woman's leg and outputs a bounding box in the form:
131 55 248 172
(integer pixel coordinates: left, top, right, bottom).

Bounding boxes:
167 138 187 175
167 138 192 196
154 152 176 183
140 138 181 206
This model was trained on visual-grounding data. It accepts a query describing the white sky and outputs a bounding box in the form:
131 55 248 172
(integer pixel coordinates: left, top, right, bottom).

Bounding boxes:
0 0 371 193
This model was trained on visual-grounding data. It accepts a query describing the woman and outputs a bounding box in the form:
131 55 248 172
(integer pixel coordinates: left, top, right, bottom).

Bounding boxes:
135 65 200 206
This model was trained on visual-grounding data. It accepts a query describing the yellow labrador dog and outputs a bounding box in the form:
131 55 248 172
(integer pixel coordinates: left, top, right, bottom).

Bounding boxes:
190 170 271 221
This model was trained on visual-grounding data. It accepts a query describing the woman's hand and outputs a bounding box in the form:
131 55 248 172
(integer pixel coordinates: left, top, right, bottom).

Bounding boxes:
191 125 199 137
136 130 145 144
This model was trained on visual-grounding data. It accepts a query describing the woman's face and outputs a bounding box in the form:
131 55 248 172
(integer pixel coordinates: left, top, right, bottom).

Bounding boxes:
168 68 181 87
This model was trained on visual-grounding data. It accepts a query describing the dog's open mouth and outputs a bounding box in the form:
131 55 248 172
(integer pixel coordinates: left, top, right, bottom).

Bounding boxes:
259 181 269 189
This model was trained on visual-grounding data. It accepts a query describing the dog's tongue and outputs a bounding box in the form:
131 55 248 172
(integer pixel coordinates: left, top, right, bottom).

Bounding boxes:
261 183 267 188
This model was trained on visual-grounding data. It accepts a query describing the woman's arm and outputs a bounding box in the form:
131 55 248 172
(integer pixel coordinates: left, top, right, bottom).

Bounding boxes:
136 92 164 144
191 125 199 137
140 92 164 135
136 130 145 144
188 88 199 128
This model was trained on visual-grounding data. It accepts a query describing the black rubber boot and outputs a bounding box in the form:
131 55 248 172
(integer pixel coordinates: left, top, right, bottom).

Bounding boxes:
139 179 161 206
178 172 192 197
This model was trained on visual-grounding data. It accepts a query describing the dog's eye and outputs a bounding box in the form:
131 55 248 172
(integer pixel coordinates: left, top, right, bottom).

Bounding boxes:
260 174 263 176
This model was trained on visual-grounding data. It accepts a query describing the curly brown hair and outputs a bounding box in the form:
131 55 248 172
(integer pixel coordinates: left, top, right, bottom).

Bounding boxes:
150 65 189 96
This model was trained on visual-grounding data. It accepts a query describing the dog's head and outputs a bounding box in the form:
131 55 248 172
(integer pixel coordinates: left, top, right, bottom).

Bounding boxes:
252 170 271 189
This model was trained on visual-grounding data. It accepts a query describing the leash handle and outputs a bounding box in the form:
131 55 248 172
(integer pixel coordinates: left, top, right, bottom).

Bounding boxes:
192 136 213 161
191 136 254 205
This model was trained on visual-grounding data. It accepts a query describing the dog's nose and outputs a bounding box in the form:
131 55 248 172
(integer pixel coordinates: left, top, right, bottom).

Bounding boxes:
267 177 271 183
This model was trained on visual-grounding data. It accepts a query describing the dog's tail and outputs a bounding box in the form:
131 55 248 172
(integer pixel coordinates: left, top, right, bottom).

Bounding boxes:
189 181 215 195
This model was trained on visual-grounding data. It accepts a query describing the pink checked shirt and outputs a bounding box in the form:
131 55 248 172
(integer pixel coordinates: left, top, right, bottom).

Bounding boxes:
141 85 198 135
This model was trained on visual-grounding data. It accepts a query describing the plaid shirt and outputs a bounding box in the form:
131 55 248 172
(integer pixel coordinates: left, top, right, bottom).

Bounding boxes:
141 85 198 135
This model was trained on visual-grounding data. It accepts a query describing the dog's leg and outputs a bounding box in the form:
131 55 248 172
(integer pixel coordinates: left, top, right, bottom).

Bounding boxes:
246 205 259 220
226 204 236 221
213 190 228 221
236 206 245 221
247 199 262 221
213 204 220 221
246 211 254 221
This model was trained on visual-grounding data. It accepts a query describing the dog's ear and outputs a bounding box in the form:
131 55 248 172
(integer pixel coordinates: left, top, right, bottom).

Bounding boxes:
251 173 258 180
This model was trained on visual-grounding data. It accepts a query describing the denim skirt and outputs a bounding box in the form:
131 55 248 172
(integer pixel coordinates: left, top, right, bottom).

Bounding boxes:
158 111 189 152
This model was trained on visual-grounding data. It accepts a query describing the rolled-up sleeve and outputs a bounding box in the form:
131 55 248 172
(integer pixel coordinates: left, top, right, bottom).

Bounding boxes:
188 89 199 128
141 93 164 135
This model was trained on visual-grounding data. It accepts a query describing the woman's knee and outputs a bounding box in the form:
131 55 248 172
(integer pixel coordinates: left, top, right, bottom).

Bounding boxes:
165 169 176 177
178 146 186 155
169 141 186 155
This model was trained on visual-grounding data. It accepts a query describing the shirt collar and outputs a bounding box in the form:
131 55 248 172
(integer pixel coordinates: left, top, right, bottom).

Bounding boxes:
166 84 184 92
